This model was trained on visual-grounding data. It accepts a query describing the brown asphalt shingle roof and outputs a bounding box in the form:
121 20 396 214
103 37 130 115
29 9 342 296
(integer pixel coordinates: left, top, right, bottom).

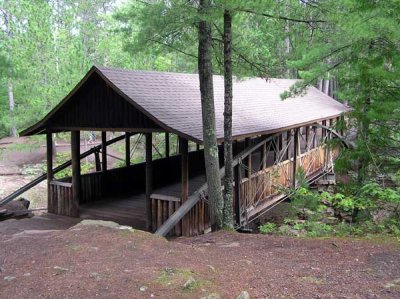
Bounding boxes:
98 66 349 142
21 66 349 142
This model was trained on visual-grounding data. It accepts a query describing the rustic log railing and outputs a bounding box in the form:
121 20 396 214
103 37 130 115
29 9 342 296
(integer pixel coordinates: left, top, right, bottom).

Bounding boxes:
156 123 347 237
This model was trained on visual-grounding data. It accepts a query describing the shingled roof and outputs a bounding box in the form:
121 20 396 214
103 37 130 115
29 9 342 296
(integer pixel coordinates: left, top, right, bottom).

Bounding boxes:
21 66 349 143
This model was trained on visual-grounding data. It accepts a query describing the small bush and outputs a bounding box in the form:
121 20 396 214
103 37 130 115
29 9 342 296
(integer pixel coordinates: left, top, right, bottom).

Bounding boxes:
259 222 277 234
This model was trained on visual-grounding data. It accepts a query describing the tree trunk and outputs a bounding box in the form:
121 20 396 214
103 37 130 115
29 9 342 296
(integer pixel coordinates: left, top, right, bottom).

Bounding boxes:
222 9 234 228
198 0 223 230
8 81 17 137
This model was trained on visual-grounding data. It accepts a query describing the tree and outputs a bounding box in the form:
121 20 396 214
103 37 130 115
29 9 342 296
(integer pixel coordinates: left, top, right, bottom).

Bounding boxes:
198 0 224 229
285 0 400 183
222 8 233 228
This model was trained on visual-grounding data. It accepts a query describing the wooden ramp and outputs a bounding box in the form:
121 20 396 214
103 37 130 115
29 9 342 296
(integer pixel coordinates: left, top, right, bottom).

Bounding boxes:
79 194 147 230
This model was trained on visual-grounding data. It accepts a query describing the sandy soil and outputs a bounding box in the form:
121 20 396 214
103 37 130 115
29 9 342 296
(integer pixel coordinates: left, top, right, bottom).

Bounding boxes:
0 219 400 299
0 135 126 209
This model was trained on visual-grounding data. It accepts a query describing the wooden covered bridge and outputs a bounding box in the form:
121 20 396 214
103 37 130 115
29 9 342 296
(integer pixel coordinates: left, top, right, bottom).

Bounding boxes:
17 66 349 237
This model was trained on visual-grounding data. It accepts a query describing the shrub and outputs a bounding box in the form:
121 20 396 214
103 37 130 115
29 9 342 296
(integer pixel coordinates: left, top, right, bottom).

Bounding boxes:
259 222 277 234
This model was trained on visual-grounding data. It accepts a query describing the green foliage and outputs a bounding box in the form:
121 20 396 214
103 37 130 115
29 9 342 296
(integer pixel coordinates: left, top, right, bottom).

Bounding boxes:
50 152 93 179
259 222 276 234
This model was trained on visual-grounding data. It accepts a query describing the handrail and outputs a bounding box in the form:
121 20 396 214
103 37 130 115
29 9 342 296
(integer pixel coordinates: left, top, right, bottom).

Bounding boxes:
0 133 134 207
156 123 348 236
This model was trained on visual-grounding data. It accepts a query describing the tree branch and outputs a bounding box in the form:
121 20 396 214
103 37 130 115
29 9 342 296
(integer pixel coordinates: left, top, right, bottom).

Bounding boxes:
237 8 326 24
147 38 198 59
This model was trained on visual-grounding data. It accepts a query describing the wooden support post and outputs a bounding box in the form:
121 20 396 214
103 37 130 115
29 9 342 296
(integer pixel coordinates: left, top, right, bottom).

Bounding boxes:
125 133 130 167
165 132 170 158
71 131 80 217
145 133 153 231
234 164 241 226
261 139 267 170
292 128 299 189
46 132 53 213
180 137 190 236
322 120 327 139
196 143 200 151
340 114 345 136
305 126 310 149
244 138 251 177
94 151 101 172
278 134 283 162
285 131 290 160
101 131 107 172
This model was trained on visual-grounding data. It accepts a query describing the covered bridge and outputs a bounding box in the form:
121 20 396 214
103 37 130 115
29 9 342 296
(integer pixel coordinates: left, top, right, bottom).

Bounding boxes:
20 66 349 236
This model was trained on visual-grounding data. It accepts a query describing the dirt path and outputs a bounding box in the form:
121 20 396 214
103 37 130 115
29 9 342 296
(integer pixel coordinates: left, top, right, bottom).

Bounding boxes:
0 135 126 209
1 220 399 298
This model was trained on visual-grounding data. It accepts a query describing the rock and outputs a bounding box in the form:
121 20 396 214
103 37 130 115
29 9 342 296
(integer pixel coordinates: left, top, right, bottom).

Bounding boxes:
322 216 339 225
23 273 31 277
385 278 400 288
322 207 335 217
183 276 196 289
53 266 69 275
372 208 394 224
139 286 148 292
218 242 239 248
3 276 16 282
236 291 250 299
89 272 101 281
76 220 121 228
207 265 216 272
200 293 221 299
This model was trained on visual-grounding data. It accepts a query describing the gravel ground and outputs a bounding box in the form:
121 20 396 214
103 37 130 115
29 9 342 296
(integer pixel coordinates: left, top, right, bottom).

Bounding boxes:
1 219 399 298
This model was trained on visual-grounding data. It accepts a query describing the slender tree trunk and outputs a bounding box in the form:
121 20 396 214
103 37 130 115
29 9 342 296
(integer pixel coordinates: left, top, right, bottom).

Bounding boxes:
222 9 234 228
198 0 223 230
8 81 17 137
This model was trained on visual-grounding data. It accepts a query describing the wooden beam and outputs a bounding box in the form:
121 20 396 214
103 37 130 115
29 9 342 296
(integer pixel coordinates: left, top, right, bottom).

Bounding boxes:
234 165 241 225
145 133 153 231
125 133 130 167
244 138 251 178
71 131 80 217
46 132 53 213
292 128 299 189
101 131 107 172
165 132 170 158
180 137 190 236
94 151 101 172
261 136 267 170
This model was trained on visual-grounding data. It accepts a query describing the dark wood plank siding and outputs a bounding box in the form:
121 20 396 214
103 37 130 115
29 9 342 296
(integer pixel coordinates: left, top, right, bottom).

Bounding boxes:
48 73 162 131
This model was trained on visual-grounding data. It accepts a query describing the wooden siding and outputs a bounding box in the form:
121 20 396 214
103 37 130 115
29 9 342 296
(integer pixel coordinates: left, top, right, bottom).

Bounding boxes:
48 72 162 131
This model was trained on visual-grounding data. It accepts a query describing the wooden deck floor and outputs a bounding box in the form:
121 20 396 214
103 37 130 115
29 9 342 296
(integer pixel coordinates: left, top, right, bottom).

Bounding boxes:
79 193 147 230
79 175 206 231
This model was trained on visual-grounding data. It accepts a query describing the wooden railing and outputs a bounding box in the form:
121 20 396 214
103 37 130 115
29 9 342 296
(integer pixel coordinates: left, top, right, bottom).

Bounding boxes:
48 180 74 216
151 193 210 236
237 145 334 222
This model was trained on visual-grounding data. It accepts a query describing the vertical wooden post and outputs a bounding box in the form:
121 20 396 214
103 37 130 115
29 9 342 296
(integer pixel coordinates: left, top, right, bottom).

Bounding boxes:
261 140 267 170
277 134 283 162
101 131 107 172
292 128 299 189
305 126 310 149
340 114 345 136
94 151 101 172
71 131 80 217
244 138 251 177
46 131 53 213
196 143 200 151
234 164 241 226
322 120 327 139
180 137 190 236
165 132 170 158
285 131 290 160
145 133 153 231
125 132 130 167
